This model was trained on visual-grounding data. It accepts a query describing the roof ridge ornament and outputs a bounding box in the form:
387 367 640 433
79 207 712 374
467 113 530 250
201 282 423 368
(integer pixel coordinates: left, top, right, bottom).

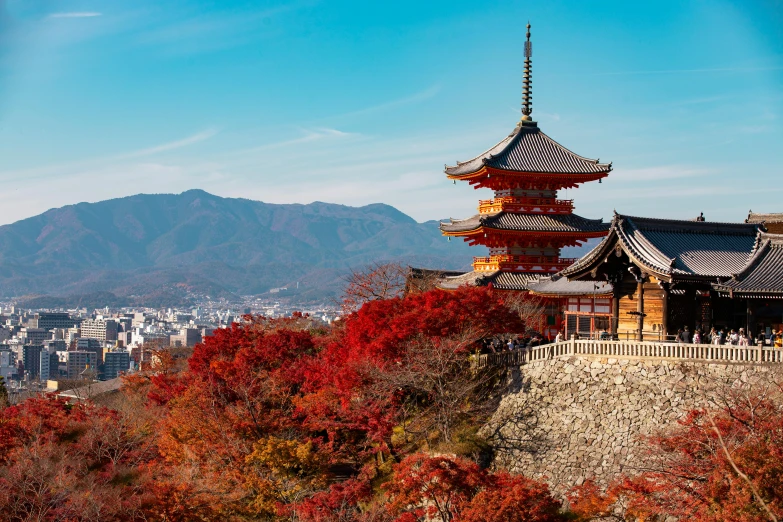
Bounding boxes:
520 22 536 126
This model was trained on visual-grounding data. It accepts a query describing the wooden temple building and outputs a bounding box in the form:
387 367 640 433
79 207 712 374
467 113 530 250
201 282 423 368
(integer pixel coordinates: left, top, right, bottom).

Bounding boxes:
557 215 783 340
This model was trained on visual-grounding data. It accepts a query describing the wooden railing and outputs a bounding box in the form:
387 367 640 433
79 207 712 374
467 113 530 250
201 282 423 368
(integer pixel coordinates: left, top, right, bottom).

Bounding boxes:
472 340 783 370
472 255 579 273
478 197 574 215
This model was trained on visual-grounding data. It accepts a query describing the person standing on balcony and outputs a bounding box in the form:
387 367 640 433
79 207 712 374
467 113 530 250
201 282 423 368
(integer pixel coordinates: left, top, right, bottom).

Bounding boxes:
693 330 702 344
681 326 692 343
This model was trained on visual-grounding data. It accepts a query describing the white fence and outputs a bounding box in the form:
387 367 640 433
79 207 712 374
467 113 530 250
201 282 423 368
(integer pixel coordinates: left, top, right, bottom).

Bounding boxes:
473 339 783 370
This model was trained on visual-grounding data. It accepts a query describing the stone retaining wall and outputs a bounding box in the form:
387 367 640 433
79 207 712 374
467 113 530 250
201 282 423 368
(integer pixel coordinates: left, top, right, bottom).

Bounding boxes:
485 356 780 493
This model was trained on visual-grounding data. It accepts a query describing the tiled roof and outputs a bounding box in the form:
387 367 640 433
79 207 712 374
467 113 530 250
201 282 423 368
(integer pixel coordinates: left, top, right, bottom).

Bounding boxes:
445 122 611 176
436 271 493 290
560 214 762 281
490 272 544 291
441 212 608 234
527 277 613 296
714 233 783 295
434 270 540 291
746 212 783 224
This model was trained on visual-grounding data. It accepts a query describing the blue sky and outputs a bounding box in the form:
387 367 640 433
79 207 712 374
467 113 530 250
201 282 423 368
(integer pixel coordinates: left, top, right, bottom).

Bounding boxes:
0 0 781 226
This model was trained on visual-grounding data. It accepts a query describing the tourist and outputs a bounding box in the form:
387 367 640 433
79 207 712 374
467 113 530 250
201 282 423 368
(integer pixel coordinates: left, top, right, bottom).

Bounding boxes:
738 329 749 346
507 338 515 351
729 329 739 345
681 326 692 343
757 330 768 345
692 329 701 344
713 330 723 345
776 331 783 348
555 330 564 343
707 327 717 344
675 328 684 344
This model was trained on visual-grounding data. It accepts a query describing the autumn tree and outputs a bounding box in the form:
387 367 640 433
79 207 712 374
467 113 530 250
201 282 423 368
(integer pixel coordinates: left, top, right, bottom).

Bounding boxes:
0 396 151 521
385 454 565 522
385 454 487 522
460 472 565 522
302 286 525 455
340 262 409 313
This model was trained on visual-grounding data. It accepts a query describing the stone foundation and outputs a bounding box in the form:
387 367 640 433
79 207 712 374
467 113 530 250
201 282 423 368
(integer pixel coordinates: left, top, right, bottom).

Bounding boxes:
485 356 781 492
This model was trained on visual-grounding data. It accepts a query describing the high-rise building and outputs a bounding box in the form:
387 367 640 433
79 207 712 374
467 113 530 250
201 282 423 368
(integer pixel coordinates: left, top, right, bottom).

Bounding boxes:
31 313 77 330
169 328 202 348
0 349 17 381
20 328 52 345
103 351 131 380
76 338 104 365
79 319 118 342
66 351 98 380
22 344 43 379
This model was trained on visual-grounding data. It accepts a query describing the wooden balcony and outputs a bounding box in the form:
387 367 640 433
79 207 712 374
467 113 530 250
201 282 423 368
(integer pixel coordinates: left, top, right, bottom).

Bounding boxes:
478 196 574 215
472 255 579 273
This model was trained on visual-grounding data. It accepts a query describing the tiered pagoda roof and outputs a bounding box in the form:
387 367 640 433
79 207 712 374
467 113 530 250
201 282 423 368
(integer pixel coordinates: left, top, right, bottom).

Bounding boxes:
559 213 762 282
441 212 608 235
446 121 611 179
428 23 613 296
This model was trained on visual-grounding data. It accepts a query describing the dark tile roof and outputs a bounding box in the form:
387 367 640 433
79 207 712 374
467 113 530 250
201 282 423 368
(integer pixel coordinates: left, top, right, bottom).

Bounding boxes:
435 270 542 291
714 233 783 295
490 272 545 291
436 271 493 290
746 212 783 224
441 212 608 234
445 122 611 176
527 277 613 296
560 213 762 281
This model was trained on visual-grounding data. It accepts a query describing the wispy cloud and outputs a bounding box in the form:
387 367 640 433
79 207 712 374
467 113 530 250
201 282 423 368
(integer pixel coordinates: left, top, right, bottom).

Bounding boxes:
0 129 220 183
118 129 219 159
322 85 441 123
589 66 783 77
233 127 356 157
49 12 102 19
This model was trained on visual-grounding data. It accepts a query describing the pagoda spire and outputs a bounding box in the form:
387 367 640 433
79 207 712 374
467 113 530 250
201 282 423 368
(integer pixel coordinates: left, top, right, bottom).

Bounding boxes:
521 22 534 123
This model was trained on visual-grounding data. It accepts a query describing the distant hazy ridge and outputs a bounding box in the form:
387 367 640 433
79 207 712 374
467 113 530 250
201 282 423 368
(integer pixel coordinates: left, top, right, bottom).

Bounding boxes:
0 190 480 302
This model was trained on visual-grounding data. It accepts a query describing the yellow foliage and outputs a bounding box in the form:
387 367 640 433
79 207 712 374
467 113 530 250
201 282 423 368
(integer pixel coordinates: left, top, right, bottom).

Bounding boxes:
244 436 331 516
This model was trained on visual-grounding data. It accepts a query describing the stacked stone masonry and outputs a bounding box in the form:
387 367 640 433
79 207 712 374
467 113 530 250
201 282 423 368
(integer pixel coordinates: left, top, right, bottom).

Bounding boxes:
486 355 781 493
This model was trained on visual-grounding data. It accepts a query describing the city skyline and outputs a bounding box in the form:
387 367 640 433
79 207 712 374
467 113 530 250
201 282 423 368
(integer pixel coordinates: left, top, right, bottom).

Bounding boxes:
1 0 782 226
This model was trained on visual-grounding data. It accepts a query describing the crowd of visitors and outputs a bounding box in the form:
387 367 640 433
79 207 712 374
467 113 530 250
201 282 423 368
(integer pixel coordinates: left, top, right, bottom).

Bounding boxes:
674 325 783 346
483 334 545 352
483 326 783 354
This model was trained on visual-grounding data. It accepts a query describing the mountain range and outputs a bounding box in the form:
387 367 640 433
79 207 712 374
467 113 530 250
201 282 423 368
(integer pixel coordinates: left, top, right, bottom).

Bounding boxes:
0 190 482 305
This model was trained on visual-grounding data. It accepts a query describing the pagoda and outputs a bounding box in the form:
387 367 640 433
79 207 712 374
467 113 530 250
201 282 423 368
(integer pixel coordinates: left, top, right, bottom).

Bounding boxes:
439 23 611 292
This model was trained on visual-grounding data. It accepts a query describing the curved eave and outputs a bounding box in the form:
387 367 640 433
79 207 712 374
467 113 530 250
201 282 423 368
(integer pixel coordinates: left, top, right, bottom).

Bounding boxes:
440 226 610 240
528 288 613 297
559 223 675 282
446 165 610 183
